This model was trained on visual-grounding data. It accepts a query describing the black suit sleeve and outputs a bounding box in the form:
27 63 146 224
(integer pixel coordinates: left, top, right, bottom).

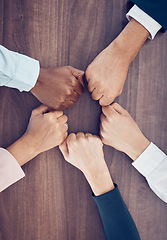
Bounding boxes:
131 0 167 32
93 184 140 240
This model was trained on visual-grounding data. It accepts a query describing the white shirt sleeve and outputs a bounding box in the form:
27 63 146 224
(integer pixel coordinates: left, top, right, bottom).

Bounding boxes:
132 143 167 203
0 148 25 192
126 5 162 40
0 45 40 92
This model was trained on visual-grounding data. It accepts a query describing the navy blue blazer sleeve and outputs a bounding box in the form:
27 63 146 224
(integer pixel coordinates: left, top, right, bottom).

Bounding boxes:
131 0 167 32
93 184 140 240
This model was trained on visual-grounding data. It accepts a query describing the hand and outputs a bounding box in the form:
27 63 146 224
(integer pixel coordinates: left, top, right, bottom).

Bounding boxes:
59 133 114 196
100 103 150 161
7 105 68 166
85 19 149 106
31 66 84 110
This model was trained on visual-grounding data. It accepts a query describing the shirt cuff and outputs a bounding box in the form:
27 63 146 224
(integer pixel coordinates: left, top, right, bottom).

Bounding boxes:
126 5 162 40
6 53 40 92
132 142 166 177
92 183 121 204
0 148 25 192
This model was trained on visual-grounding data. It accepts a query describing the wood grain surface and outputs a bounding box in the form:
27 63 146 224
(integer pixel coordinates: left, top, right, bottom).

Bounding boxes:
0 0 167 240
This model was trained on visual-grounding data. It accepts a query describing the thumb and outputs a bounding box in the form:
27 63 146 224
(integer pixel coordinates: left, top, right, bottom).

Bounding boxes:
32 105 49 116
70 67 85 86
59 139 69 159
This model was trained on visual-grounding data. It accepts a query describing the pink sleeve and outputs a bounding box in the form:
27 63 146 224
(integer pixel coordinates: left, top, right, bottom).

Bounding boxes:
0 148 25 192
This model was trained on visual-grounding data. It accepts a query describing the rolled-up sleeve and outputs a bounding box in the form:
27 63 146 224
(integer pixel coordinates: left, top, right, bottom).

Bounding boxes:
132 142 167 203
0 148 25 192
0 45 40 92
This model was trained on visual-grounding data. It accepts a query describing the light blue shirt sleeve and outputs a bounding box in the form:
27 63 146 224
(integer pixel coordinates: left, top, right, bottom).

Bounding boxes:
0 45 40 92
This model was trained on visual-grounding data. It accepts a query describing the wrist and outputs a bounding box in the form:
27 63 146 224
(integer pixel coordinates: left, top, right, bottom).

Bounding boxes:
30 68 44 94
126 136 150 161
7 135 38 166
84 167 115 196
111 18 149 63
108 37 133 65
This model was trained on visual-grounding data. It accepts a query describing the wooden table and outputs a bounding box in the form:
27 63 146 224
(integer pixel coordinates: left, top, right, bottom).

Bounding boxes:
0 0 167 239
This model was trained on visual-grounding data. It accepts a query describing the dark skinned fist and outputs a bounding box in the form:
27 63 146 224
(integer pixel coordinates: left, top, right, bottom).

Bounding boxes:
31 66 84 110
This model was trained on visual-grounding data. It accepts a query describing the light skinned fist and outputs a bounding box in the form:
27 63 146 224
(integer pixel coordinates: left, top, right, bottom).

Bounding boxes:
24 105 68 154
31 66 84 110
85 19 150 107
59 133 114 196
85 41 130 106
100 103 150 161
7 105 68 166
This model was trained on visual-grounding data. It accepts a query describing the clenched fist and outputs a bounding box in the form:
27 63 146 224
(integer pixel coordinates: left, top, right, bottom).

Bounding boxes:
31 66 84 110
85 42 129 106
59 133 114 196
100 103 150 161
85 19 149 106
7 105 68 166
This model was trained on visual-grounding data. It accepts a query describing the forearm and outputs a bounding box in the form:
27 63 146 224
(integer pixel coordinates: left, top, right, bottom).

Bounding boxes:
111 18 150 63
7 135 37 166
126 136 150 161
0 45 39 91
93 184 140 240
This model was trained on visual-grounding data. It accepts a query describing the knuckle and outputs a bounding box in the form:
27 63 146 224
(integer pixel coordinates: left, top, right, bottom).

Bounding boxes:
105 94 112 101
100 135 105 142
78 136 85 143
65 88 72 96
118 89 123 96
66 65 71 71
70 77 76 86
48 114 54 122
112 102 117 107
31 109 37 115
69 139 77 147
101 121 107 130
63 115 68 122
101 137 107 145
97 88 104 94
53 103 60 110
85 66 91 77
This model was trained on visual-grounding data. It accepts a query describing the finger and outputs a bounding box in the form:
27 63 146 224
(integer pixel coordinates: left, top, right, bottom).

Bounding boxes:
59 131 68 144
64 123 68 131
74 80 84 95
85 133 92 138
32 105 49 115
61 100 74 110
58 115 68 124
77 73 85 86
99 95 115 106
102 105 117 117
66 100 75 109
70 91 80 102
69 66 84 79
59 139 69 159
76 132 85 139
48 110 64 119
88 82 96 93
92 135 103 146
100 113 106 123
111 102 126 115
70 67 85 94
67 133 76 145
99 124 103 137
91 88 103 101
